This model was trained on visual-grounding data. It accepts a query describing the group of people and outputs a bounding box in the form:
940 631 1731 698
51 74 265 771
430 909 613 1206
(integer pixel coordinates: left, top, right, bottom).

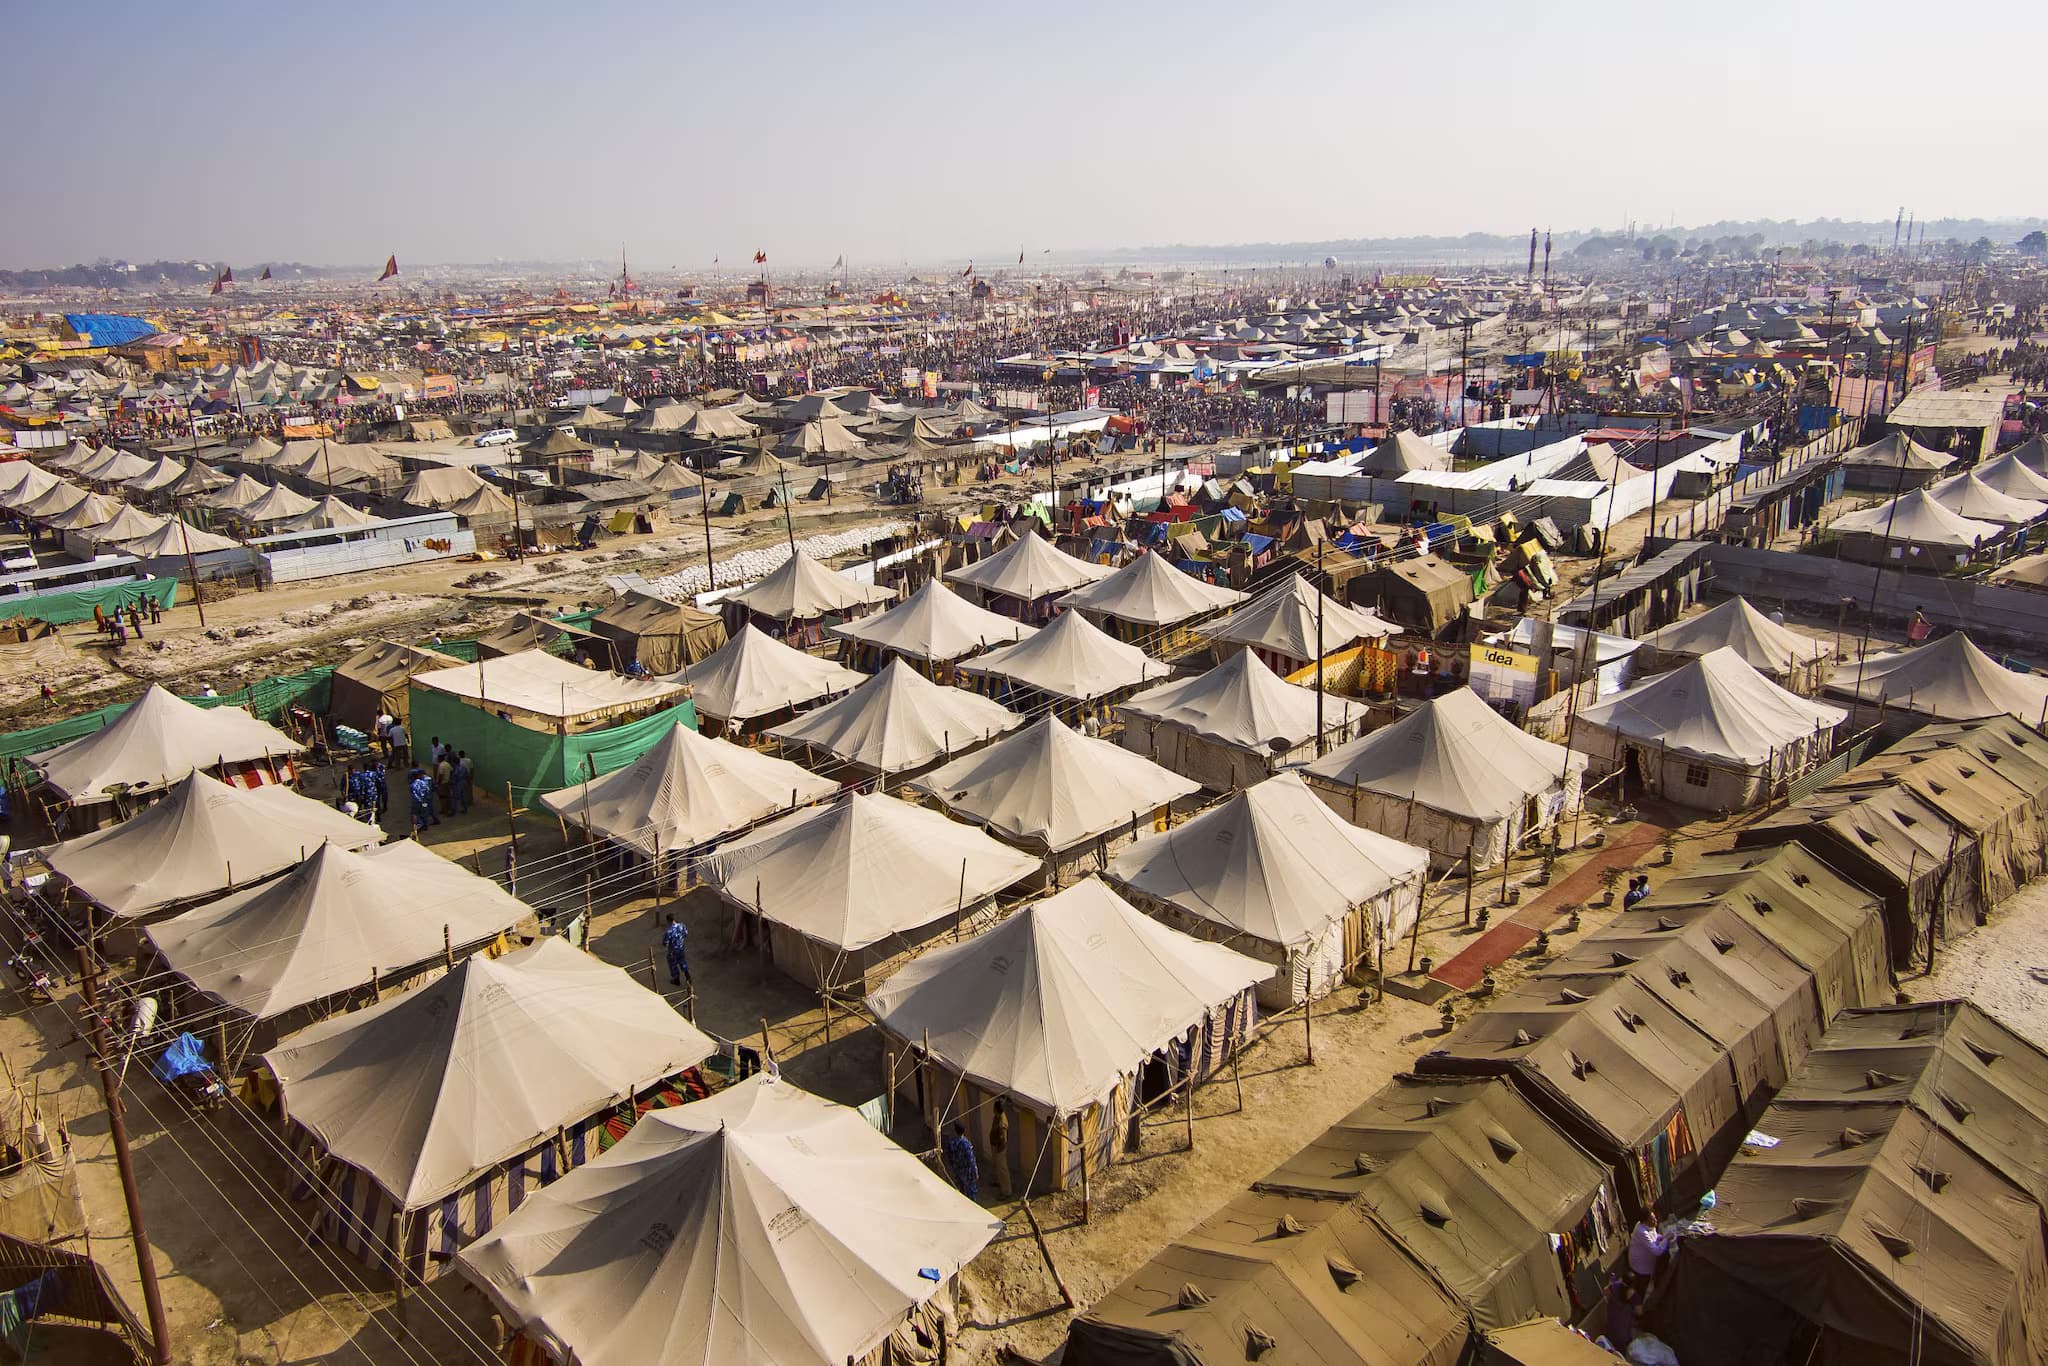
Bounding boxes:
88 596 160 646
344 713 474 834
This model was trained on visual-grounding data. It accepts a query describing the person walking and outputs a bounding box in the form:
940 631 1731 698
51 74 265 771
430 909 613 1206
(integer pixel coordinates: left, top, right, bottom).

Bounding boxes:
661 912 691 988
387 719 410 769
407 767 436 836
940 1121 979 1201
452 750 473 815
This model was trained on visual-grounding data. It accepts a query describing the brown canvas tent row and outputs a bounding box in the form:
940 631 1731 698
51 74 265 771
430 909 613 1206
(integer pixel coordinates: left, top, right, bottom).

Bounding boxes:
454 1075 1001 1366
588 589 728 674
1254 1074 1620 1340
261 938 716 1284
1116 647 1366 792
1108 773 1429 1008
1659 1002 2048 1366
1062 1187 1469 1366
328 640 463 732
1636 595 1834 695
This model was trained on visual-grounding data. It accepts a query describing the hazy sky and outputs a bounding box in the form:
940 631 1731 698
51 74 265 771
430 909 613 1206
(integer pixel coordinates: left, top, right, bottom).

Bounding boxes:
13 0 2041 269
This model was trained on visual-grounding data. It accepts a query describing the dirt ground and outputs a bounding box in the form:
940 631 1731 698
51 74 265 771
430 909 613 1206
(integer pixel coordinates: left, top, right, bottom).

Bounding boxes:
1917 877 2048 1044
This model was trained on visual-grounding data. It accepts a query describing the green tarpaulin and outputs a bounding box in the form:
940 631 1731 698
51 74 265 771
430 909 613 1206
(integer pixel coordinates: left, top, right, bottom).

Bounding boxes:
0 666 333 764
0 577 179 628
405 688 699 808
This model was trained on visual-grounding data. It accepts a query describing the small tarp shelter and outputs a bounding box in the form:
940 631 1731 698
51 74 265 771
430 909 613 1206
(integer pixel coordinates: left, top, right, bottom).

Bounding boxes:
1109 773 1427 1007
945 527 1113 619
1572 647 1846 810
1928 470 2048 527
46 771 382 920
913 716 1200 881
1204 572 1397 676
1255 1074 1618 1337
589 590 728 673
329 640 462 732
398 466 492 510
1303 687 1583 869
721 550 893 633
1659 1001 2048 1366
27 684 303 805
832 576 1035 672
262 938 715 1283
1116 648 1364 791
1638 595 1833 693
116 516 241 557
538 720 835 859
1830 488 2001 565
956 607 1169 712
766 656 1023 781
707 792 1039 993
455 1074 1001 1366
0 1076 86 1242
676 623 864 731
1055 548 1247 637
1825 631 2048 725
867 878 1268 1193
147 840 533 1051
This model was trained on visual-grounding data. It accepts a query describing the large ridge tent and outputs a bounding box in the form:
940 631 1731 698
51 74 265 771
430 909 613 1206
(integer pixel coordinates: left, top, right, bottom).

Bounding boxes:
1108 772 1428 1007
720 550 894 644
328 640 463 732
1055 547 1247 639
1303 687 1583 869
1829 488 2001 567
1116 647 1364 791
706 791 1039 993
1637 595 1834 694
46 771 382 920
832 576 1036 675
398 466 494 510
956 607 1170 714
538 720 835 859
27 684 304 806
1839 430 1954 490
455 1075 1002 1366
866 878 1268 1193
1203 572 1396 676
589 590 728 674
262 939 716 1282
1823 631 2048 727
1927 470 2048 527
912 716 1200 882
766 656 1023 782
945 526 1114 620
1571 647 1846 811
472 611 604 661
1972 449 2048 501
676 624 864 732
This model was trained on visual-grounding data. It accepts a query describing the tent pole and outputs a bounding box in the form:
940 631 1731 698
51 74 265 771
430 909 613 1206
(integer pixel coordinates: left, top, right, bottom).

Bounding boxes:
1020 1197 1076 1310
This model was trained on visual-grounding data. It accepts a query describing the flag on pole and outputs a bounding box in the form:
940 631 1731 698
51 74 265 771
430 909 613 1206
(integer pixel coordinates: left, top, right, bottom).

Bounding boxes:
753 250 767 265
1018 249 1025 264
378 255 399 281
833 254 845 269
259 266 272 280
209 273 224 296
960 262 974 277
221 266 234 284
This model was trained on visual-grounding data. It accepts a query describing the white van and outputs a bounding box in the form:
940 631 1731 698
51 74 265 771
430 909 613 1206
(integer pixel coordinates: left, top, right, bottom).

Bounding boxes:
473 428 518 447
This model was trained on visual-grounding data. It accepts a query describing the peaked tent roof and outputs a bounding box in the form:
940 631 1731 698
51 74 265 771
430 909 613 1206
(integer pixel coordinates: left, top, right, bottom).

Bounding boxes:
766 657 1023 774
1829 487 2000 548
538 720 835 857
945 527 1114 600
162 459 229 497
1840 430 1954 473
264 938 714 1209
1305 686 1581 820
1204 573 1396 660
0 464 60 508
236 481 320 523
280 495 378 531
40 491 121 531
723 551 894 622
29 684 304 800
398 465 490 509
123 454 192 493
46 771 382 918
1362 428 1453 474
678 623 864 723
913 716 1199 852
708 792 1039 951
1577 648 1844 766
197 471 274 510
1056 547 1248 627
676 406 758 440
956 607 1169 702
79 504 165 546
454 1075 1000 1366
148 840 533 1024
1927 470 2048 526
832 576 1036 663
119 517 240 557
1109 772 1428 948
864 878 1270 1114
1118 643 1360 753
1826 631 2048 722
1971 449 2048 502
12 479 86 519
1641 596 1831 674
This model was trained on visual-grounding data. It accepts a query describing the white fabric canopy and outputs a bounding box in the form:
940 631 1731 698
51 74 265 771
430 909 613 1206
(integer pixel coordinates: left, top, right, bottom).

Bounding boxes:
1827 632 2048 722
412 648 684 720
957 608 1169 702
538 721 834 856
29 685 304 801
1117 648 1358 752
832 577 1035 663
1576 648 1845 767
1056 549 1247 628
945 528 1113 600
0 464 60 508
678 624 864 723
119 517 241 557
1640 597 1831 674
1972 450 2048 502
455 1074 1000 1366
1841 431 1953 473
864 878 1269 1114
238 482 320 523
47 771 382 918
766 657 1022 774
1305 687 1581 821
913 716 1199 852
1830 488 1999 548
1203 574 1396 661
1926 471 2047 527
264 938 714 1209
723 551 894 622
1109 772 1427 949
708 793 1038 951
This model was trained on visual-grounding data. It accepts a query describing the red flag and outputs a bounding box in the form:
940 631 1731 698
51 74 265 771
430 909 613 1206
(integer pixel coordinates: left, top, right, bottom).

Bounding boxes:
961 262 974 277
753 250 767 265
378 255 399 281
209 274 223 295
259 266 272 280
221 266 234 283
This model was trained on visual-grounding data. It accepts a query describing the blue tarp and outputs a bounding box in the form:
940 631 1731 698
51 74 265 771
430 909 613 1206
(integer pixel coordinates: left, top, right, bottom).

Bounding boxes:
62 313 156 348
1242 533 1274 555
152 1032 212 1082
1217 506 1248 524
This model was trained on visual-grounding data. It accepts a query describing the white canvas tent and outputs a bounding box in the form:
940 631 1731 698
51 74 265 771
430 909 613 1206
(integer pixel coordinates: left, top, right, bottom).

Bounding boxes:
707 792 1039 992
1637 596 1833 694
1573 648 1847 811
1203 573 1396 675
47 771 382 920
262 938 715 1282
1056 548 1247 632
833 577 1035 671
945 527 1112 615
1116 648 1363 790
1926 471 2047 527
1303 687 1584 869
912 716 1199 879
28 684 304 804
722 550 894 626
455 1075 1000 1366
1824 631 2048 725
866 878 1267 1192
956 608 1169 709
677 623 864 729
411 648 684 723
1108 773 1428 1007
118 516 241 557
235 482 321 524
1830 488 2000 563
1971 450 2048 502
766 657 1022 780
538 720 835 858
